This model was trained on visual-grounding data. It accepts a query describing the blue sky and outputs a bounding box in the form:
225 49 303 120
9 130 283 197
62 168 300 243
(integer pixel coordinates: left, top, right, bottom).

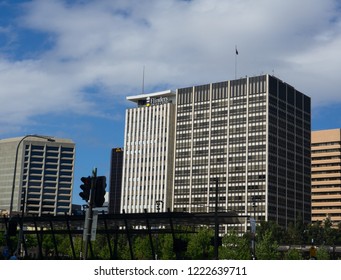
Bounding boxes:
0 0 341 206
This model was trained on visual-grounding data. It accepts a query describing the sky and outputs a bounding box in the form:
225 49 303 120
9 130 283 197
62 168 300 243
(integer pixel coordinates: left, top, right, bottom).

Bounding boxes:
0 0 341 206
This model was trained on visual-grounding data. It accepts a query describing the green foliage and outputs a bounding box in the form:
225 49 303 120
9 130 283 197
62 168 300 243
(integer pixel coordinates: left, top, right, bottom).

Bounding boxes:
24 234 38 250
323 218 338 245
159 234 176 260
2 217 341 260
92 234 111 259
285 221 306 245
258 220 285 244
306 221 324 245
115 234 132 259
0 231 6 259
304 217 341 246
220 231 251 260
41 234 57 257
134 235 152 260
316 246 330 260
0 231 4 245
256 229 280 260
132 234 176 260
186 227 214 259
284 248 304 260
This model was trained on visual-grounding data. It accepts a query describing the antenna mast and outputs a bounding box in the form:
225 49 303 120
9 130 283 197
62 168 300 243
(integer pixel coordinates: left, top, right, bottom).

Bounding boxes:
235 45 238 79
142 65 145 94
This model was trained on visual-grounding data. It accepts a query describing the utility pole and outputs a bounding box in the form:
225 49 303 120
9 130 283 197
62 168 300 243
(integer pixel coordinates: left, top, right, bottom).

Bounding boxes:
214 177 219 260
82 168 97 260
251 196 257 260
155 200 163 260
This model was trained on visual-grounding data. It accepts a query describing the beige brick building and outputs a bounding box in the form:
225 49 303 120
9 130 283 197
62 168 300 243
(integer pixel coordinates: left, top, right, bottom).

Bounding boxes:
311 129 341 225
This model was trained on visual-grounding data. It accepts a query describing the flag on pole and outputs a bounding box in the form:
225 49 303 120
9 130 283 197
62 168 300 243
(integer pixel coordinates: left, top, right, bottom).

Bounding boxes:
235 45 238 79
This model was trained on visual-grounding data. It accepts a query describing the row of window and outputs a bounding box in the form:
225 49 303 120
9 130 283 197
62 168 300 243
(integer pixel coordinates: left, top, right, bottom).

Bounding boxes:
178 77 268 105
29 145 73 152
312 141 341 147
312 177 341 182
312 148 341 154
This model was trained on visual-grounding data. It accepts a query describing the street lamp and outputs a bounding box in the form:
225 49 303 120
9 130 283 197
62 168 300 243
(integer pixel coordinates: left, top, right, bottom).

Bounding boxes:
251 196 257 260
9 134 55 217
155 200 163 260
214 178 219 260
209 177 219 260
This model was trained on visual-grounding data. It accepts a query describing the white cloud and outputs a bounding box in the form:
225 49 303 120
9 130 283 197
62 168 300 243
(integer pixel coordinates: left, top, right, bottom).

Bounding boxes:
1 0 341 130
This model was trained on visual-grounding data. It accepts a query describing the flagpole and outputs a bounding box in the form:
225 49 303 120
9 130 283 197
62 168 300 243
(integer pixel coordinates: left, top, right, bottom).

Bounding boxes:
235 53 237 79
235 45 238 79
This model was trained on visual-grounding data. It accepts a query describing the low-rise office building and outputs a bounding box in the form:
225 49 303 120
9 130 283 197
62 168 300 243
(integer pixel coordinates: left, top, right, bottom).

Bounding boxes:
312 129 341 225
0 135 75 216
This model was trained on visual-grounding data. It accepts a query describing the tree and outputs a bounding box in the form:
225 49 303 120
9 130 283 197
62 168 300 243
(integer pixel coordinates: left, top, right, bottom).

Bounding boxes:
317 246 330 260
335 223 341 245
42 234 57 258
114 234 132 260
159 234 176 260
306 221 324 245
186 227 213 259
285 222 304 245
219 231 251 260
284 248 304 260
256 229 280 260
0 231 6 259
134 235 152 260
93 234 111 259
323 217 337 245
258 221 285 244
57 234 81 259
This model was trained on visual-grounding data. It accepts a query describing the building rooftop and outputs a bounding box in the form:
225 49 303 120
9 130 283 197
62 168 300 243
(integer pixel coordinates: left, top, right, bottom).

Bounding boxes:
127 89 175 104
0 135 74 144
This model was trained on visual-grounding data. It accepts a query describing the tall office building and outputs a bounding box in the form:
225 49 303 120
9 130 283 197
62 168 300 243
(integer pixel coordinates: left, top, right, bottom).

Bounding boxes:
121 90 176 213
311 129 341 225
0 136 75 216
109 147 124 214
173 75 311 231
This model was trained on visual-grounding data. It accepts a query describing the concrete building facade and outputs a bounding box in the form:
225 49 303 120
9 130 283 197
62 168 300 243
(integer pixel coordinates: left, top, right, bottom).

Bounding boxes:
120 75 311 232
311 129 341 225
0 136 75 216
173 75 311 231
121 90 176 213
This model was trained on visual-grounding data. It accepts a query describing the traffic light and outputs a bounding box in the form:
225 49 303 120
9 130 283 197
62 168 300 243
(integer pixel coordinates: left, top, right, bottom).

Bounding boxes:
94 176 106 207
79 176 91 201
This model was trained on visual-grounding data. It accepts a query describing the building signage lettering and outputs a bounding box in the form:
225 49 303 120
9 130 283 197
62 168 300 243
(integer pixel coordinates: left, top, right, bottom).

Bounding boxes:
146 96 169 106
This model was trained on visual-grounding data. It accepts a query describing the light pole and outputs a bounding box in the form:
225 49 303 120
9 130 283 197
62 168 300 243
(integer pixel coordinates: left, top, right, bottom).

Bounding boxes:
251 196 257 260
209 177 219 260
9 134 55 217
155 200 163 260
214 178 219 260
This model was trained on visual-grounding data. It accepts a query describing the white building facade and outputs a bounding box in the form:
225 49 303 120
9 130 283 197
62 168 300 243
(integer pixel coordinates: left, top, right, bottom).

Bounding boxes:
121 90 176 213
